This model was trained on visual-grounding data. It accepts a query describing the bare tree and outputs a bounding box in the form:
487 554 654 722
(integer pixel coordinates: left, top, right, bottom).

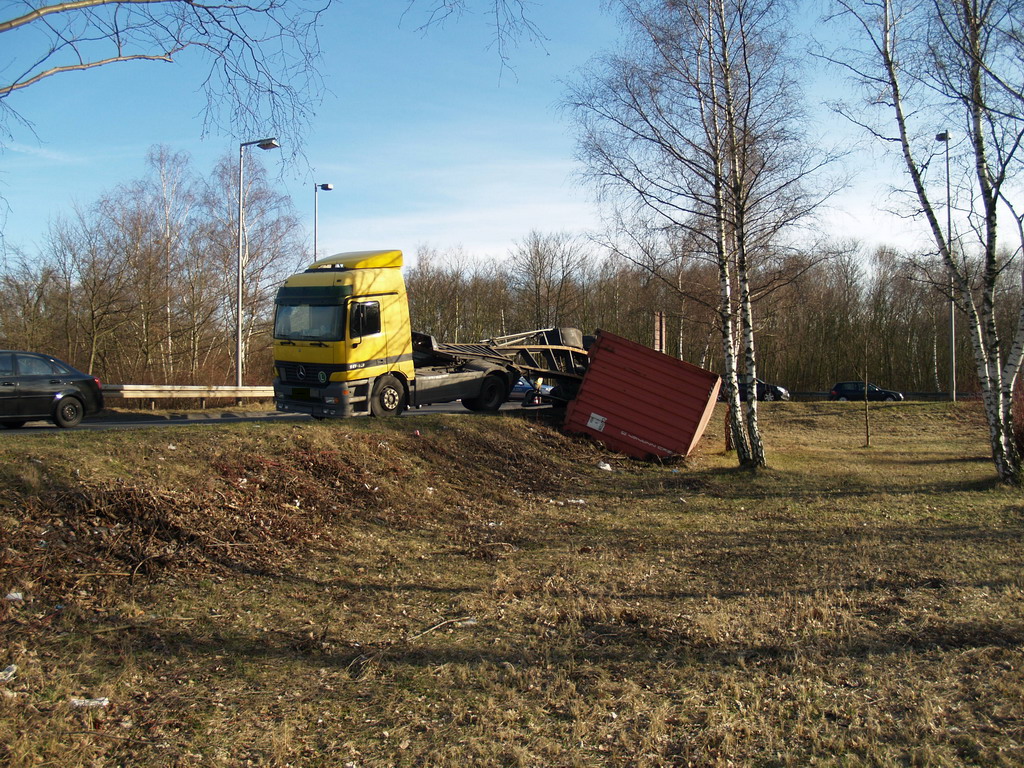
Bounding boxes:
0 144 303 383
509 230 589 329
568 0 835 467
0 1 545 150
148 146 196 379
0 248 60 352
46 204 136 376
196 153 304 382
409 0 543 62
0 1 333 150
824 0 1024 482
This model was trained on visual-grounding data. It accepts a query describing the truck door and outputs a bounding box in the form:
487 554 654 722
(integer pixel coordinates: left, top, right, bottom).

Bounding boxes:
348 300 389 373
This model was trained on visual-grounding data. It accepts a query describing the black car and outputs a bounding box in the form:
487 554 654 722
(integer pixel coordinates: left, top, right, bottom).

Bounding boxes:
829 381 904 402
0 351 104 428
719 377 791 402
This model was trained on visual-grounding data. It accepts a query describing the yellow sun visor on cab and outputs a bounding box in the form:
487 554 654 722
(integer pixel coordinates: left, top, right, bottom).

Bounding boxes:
308 250 403 271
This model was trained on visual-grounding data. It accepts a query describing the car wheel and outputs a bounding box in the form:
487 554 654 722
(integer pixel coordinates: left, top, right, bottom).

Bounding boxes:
764 392 775 401
2 421 27 429
837 396 848 401
884 395 895 402
370 375 406 418
54 396 84 428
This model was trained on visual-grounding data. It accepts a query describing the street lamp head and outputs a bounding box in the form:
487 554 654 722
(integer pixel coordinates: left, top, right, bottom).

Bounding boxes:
318 183 334 191
935 131 951 142
256 138 280 150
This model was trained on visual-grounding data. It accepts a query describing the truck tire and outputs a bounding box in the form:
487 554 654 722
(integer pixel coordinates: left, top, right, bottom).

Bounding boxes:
462 374 506 413
370 375 407 417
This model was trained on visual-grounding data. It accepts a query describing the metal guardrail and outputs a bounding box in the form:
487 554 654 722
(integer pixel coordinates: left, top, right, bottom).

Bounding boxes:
105 384 273 401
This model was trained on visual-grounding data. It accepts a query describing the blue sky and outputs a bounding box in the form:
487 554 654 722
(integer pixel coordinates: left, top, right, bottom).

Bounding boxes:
1 0 925 262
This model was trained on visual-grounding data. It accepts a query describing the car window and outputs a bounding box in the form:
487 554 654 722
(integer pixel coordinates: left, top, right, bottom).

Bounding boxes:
0 353 13 377
16 354 56 376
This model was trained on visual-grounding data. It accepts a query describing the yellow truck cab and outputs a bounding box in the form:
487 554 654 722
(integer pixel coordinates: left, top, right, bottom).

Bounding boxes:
272 250 517 418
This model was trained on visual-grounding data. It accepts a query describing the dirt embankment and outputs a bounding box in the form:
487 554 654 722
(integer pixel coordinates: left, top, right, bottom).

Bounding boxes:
0 415 611 617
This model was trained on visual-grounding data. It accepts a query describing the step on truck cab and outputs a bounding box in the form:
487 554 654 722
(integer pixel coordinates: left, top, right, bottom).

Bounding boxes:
272 250 518 418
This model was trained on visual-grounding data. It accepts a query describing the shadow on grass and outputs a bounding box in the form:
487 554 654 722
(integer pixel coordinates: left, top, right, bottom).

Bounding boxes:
200 517 1024 608
80 608 1024 682
598 462 1006 502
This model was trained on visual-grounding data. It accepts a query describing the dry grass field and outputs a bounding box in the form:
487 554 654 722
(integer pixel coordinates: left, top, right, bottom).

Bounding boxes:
1 402 1022 767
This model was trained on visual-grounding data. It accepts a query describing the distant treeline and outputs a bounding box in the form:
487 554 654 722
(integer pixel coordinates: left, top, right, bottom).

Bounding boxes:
1 152 1016 392
406 235 1012 396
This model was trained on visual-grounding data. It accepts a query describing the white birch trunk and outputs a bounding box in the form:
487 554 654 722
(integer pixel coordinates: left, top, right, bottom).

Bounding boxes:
875 0 1021 482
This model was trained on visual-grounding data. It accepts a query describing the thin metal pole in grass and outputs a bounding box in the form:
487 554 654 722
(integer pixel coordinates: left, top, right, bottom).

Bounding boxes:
863 367 870 448
861 330 871 447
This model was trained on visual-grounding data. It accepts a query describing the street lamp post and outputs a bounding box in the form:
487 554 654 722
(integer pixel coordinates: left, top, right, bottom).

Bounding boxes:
236 137 280 387
314 182 333 259
936 130 955 402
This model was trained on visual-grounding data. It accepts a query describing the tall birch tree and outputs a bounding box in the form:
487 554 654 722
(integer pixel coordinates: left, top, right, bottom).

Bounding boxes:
568 0 832 467
824 0 1024 482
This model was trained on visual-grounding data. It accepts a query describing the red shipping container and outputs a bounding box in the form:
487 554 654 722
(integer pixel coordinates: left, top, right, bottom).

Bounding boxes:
564 331 721 459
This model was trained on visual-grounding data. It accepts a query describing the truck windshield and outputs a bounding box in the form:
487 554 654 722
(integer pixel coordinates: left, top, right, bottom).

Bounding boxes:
274 303 345 341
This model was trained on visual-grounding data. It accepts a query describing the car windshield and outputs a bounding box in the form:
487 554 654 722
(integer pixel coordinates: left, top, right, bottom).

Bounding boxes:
274 304 345 341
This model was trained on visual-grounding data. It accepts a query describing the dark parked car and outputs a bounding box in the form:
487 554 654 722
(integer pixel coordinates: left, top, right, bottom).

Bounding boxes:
829 381 904 402
0 351 104 428
719 378 790 402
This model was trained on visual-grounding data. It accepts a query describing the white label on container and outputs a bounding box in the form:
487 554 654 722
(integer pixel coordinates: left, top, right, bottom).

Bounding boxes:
587 413 607 432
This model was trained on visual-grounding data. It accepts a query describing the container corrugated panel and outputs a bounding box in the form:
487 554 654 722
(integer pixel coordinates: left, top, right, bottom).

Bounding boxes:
563 331 721 459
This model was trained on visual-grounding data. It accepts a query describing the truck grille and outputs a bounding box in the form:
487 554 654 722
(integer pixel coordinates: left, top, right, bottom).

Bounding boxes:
277 361 338 385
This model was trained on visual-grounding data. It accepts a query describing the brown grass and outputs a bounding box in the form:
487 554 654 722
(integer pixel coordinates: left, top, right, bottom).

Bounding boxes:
1 403 1022 767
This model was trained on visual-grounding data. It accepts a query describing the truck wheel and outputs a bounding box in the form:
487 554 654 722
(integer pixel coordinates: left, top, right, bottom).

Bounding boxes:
371 375 406 417
54 396 84 428
463 374 506 413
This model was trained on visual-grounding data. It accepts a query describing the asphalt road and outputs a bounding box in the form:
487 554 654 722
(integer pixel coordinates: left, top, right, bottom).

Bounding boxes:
4 400 539 433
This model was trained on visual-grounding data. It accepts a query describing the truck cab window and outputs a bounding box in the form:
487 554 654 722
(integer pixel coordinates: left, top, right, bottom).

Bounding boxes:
350 301 381 338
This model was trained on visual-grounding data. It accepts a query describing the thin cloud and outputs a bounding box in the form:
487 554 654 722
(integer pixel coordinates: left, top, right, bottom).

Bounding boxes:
6 142 83 164
321 198 600 260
